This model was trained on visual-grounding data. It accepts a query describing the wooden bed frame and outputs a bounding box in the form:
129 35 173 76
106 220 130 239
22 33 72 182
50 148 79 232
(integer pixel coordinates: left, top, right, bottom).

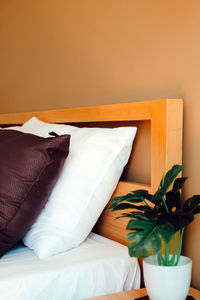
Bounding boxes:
0 99 183 247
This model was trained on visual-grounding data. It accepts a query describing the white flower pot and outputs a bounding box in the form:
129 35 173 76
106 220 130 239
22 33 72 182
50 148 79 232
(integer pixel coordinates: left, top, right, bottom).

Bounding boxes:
143 255 192 300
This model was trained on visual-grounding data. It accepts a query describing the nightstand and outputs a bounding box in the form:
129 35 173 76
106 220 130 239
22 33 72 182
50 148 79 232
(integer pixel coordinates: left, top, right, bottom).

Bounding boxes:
84 287 200 299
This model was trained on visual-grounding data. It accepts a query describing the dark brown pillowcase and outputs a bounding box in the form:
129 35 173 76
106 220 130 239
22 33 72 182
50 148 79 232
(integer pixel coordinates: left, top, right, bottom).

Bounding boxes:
0 129 70 257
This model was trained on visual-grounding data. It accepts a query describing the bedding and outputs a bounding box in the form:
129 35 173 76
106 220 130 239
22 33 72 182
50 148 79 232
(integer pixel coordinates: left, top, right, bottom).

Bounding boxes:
0 232 140 300
0 129 70 257
18 117 137 259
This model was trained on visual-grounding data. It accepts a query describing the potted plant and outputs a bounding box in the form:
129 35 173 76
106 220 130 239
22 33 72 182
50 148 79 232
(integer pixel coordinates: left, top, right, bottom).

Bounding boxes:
108 165 200 300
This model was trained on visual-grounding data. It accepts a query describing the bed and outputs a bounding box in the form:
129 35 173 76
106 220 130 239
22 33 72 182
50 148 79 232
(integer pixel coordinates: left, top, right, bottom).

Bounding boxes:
0 99 183 300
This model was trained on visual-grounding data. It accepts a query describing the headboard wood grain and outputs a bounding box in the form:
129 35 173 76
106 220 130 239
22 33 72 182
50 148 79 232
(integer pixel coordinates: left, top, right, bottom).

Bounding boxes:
0 99 183 246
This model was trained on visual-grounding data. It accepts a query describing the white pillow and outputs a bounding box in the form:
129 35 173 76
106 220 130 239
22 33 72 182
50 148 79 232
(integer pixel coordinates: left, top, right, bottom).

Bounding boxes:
21 117 137 258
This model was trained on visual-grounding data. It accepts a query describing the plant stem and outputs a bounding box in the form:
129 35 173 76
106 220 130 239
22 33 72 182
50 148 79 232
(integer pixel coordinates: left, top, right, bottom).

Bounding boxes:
177 229 180 256
142 197 150 207
164 241 170 266
175 228 185 266
157 252 165 266
157 252 162 266
162 196 169 214
169 234 176 266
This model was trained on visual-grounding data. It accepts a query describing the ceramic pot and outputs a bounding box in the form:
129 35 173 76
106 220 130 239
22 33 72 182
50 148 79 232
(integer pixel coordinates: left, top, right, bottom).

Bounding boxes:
143 255 192 300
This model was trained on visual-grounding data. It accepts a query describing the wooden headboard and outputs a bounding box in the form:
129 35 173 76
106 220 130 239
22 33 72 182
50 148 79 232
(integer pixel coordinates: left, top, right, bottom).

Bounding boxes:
0 99 183 246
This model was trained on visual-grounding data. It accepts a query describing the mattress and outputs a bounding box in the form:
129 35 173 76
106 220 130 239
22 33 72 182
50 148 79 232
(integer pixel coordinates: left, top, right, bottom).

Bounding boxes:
0 232 140 300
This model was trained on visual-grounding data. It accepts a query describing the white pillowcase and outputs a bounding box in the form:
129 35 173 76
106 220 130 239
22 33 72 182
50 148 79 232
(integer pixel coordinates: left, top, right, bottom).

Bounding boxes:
20 117 137 259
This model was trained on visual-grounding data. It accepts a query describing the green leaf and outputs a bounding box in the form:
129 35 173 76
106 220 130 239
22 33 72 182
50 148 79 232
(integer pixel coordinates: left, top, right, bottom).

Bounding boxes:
133 190 154 203
153 165 183 201
128 240 151 257
108 192 146 212
125 211 150 220
165 190 181 212
109 204 153 214
163 165 184 189
166 213 194 232
109 194 132 207
157 223 175 243
159 176 164 188
193 207 200 214
172 177 187 192
110 193 135 203
126 219 154 231
126 219 175 257
108 190 154 213
110 203 145 211
151 237 162 255
183 195 200 214
132 190 150 197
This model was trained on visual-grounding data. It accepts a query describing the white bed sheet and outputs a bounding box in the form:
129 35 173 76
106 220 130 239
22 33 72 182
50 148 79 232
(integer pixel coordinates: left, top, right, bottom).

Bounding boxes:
0 232 140 300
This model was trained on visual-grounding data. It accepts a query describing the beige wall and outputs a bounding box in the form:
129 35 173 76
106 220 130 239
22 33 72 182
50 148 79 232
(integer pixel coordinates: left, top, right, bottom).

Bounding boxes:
0 0 200 288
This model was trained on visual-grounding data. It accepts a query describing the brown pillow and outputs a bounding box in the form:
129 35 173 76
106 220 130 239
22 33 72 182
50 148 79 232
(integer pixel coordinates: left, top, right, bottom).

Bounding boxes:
0 129 70 256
